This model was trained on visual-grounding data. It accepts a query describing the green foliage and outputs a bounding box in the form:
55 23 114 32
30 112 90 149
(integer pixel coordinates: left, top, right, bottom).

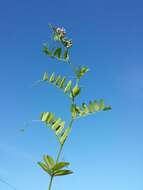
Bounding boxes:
52 162 70 171
43 45 70 63
59 127 71 145
64 80 72 93
43 72 48 81
71 100 111 119
42 71 81 99
40 112 66 142
32 24 111 190
54 170 73 176
43 45 54 58
43 155 55 168
54 47 62 59
38 155 73 177
64 49 69 61
41 112 74 145
43 45 70 62
76 66 89 79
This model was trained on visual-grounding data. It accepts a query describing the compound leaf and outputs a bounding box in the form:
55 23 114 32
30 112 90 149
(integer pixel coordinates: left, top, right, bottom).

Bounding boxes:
41 112 65 141
76 66 89 79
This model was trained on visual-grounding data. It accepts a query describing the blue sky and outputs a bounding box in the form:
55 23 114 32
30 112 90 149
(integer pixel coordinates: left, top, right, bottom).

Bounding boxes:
0 0 143 189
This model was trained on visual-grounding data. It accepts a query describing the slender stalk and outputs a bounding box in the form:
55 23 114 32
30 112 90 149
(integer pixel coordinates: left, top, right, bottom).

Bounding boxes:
48 118 74 190
56 118 74 164
67 61 77 75
56 143 64 163
47 49 77 190
48 176 53 190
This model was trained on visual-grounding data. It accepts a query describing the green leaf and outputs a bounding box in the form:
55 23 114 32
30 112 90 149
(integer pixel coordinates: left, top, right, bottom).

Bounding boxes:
59 77 66 88
80 66 89 73
75 106 81 114
54 169 73 176
41 112 50 122
76 66 89 79
94 101 100 111
41 112 65 141
41 72 74 98
54 47 62 59
82 103 89 114
52 162 70 171
64 49 69 61
72 100 111 118
71 85 80 97
60 127 71 144
103 106 112 111
64 80 72 93
55 121 65 135
55 75 61 85
38 162 51 175
88 101 94 113
43 46 53 58
49 72 55 83
46 112 55 123
51 118 62 130
43 155 55 169
99 99 105 110
43 72 48 81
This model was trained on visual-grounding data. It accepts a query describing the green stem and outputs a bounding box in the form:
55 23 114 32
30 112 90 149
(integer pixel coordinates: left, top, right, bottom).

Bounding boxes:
68 61 77 76
76 78 79 85
47 67 77 190
56 118 74 163
48 118 74 190
48 176 53 190
56 143 64 163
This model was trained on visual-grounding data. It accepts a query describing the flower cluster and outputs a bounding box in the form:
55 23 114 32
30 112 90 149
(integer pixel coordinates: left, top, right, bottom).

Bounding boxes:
55 27 72 48
56 27 66 38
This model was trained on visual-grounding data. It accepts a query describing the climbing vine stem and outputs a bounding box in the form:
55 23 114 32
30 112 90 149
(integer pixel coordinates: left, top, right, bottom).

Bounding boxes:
36 24 111 190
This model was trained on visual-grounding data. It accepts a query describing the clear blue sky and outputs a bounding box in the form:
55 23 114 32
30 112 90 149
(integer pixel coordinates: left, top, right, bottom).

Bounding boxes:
0 0 143 190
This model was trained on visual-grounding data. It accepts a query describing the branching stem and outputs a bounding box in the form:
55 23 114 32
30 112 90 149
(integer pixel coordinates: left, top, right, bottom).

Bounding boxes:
48 118 74 190
47 27 78 190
